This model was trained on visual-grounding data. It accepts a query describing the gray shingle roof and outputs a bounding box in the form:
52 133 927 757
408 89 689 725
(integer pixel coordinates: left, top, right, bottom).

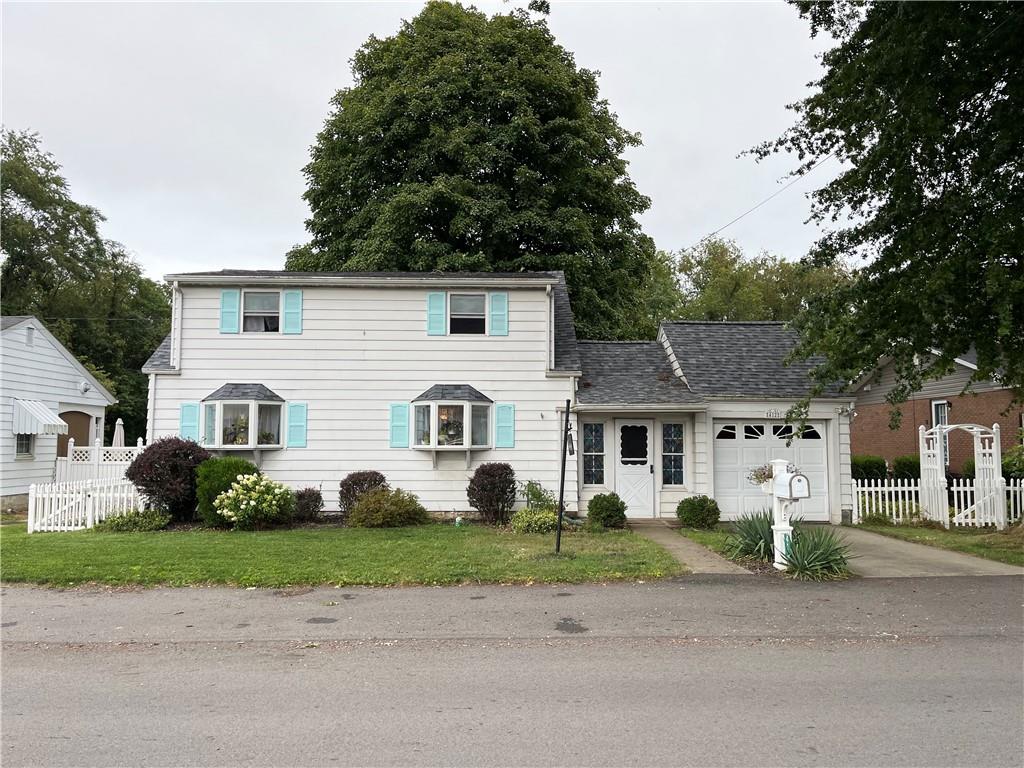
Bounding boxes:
142 334 174 372
546 271 581 373
414 384 493 403
577 341 703 405
1 316 33 331
661 321 844 398
203 383 284 401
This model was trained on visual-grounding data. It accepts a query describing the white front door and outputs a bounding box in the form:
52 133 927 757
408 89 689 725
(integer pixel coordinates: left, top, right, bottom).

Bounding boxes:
615 419 655 518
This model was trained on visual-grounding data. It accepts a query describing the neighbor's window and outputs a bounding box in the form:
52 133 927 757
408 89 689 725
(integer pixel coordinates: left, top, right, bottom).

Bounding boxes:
582 423 604 485
15 433 34 456
662 423 685 485
414 404 431 447
437 404 465 446
221 403 250 445
257 403 282 445
449 294 486 334
471 404 490 447
243 291 280 333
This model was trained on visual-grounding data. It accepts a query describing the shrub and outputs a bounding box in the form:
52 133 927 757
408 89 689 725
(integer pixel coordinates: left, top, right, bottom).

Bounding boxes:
891 454 920 479
339 471 389 516
196 456 260 527
93 509 171 532
467 463 517 525
782 526 852 581
725 510 775 560
295 487 324 523
586 493 627 529
347 487 430 528
214 473 295 530
510 506 561 533
675 495 721 529
851 455 887 480
961 458 975 479
1004 443 1024 479
125 437 211 521
725 510 805 561
521 479 557 511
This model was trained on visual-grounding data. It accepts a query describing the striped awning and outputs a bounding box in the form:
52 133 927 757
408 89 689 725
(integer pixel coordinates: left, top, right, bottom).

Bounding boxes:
12 399 68 435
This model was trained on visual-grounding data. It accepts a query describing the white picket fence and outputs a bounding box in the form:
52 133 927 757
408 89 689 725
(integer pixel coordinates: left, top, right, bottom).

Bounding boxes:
27 479 144 533
854 477 1023 528
53 437 144 483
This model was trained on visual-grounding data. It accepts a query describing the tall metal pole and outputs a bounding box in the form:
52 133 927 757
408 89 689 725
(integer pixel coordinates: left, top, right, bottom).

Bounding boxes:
556 398 570 553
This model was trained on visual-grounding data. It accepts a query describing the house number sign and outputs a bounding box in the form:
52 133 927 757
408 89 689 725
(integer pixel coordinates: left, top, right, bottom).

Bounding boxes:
765 408 787 418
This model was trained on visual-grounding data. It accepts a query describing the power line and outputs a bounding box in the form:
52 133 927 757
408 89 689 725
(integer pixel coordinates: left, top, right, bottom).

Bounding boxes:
684 150 836 253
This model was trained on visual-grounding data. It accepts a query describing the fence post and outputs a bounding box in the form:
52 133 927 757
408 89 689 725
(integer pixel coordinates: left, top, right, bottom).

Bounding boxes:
85 480 94 529
93 438 102 476
27 484 36 533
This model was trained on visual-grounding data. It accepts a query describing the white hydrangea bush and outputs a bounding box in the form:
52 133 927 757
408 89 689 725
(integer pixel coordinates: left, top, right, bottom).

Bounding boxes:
214 473 295 530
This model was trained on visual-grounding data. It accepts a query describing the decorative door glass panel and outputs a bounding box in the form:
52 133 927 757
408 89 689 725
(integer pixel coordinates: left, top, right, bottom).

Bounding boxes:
619 425 648 465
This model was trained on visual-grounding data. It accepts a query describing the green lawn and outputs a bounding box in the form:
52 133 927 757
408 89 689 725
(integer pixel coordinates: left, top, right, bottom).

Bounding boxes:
0 523 682 588
678 527 732 556
858 524 1024 567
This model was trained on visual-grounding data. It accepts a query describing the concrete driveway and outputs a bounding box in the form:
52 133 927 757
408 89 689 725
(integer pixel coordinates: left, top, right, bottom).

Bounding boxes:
839 527 1024 577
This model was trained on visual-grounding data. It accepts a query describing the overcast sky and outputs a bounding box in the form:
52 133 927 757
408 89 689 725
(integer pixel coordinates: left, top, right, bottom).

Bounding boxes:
3 1 835 281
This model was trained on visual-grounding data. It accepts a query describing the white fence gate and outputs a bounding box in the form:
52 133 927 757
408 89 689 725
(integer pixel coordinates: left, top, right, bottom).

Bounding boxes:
854 477 1023 528
27 479 143 532
54 437 144 483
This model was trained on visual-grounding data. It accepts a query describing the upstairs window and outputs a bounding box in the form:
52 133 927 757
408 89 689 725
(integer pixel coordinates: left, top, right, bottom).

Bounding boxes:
449 294 486 334
243 291 280 333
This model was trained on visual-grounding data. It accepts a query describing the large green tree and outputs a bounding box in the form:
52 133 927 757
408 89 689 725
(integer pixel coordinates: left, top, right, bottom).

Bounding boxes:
753 1 1024 407
289 0 657 339
674 238 850 322
1 130 170 441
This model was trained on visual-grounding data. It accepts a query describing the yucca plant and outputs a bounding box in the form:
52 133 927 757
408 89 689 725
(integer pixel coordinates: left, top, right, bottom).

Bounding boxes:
725 510 804 561
782 526 852 581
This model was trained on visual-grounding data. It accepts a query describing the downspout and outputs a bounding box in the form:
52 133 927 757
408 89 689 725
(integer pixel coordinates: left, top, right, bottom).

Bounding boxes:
546 284 554 372
147 373 157 445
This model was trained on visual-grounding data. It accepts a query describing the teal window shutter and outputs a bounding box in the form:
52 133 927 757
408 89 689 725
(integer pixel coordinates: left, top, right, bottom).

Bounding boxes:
179 403 200 441
219 289 240 333
489 292 509 336
426 292 446 336
282 290 303 334
286 403 307 448
495 403 515 448
389 403 410 448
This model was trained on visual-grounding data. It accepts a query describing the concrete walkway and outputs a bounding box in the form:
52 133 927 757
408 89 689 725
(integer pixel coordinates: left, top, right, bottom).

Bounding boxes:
839 526 1024 577
629 519 751 575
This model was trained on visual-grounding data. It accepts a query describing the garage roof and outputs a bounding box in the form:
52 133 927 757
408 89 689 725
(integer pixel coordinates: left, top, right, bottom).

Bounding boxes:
661 322 845 399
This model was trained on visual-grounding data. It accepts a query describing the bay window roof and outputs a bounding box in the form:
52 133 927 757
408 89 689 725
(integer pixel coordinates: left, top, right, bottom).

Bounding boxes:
413 384 492 403
202 383 284 402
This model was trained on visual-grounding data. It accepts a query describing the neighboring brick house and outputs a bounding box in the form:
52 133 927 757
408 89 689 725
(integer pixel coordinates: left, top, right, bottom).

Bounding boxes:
851 349 1023 474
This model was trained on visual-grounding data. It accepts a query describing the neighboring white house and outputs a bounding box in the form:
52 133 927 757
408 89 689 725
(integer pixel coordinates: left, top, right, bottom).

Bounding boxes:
1 316 117 510
143 271 854 522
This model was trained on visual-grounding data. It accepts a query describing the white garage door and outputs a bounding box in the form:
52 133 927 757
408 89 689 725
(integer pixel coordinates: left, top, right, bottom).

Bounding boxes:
713 420 829 522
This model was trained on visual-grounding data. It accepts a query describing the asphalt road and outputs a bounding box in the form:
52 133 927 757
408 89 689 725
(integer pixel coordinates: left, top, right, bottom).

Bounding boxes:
3 576 1023 767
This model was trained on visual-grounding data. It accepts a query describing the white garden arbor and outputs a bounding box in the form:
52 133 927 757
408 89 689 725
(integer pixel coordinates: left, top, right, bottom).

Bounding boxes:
919 423 1007 529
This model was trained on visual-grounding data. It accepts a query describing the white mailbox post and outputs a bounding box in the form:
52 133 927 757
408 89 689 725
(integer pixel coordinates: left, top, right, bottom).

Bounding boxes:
768 458 811 571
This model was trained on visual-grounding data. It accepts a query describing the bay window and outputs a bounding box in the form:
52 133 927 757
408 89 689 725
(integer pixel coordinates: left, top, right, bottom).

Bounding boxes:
413 402 491 450
199 384 286 450
437 404 465 447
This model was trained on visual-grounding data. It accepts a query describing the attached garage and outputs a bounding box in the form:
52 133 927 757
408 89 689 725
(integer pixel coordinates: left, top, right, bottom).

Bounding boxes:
713 419 830 521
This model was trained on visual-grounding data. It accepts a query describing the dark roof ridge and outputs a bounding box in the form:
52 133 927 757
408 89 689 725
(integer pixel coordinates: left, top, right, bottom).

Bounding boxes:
662 319 789 326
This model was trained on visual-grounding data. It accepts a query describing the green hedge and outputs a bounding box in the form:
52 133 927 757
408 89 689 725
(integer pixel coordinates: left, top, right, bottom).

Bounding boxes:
851 455 887 480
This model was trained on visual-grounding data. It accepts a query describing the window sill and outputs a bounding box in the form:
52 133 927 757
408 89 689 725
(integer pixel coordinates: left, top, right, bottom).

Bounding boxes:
208 444 284 451
414 444 491 451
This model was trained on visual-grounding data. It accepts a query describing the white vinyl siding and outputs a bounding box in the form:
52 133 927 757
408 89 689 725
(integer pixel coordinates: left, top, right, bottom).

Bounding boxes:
150 285 576 512
1 323 111 498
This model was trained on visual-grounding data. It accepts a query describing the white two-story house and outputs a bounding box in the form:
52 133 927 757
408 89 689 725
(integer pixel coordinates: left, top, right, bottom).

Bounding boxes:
144 270 854 521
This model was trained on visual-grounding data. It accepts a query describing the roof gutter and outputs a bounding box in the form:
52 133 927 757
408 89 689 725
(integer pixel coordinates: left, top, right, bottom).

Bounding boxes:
163 274 558 288
573 403 707 413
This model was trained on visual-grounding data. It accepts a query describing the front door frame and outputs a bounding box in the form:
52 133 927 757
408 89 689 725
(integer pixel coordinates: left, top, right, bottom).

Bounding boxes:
614 418 655 518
